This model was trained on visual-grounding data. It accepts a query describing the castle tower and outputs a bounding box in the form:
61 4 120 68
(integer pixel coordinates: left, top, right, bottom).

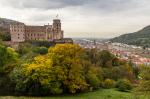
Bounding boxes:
53 19 63 39
53 19 61 33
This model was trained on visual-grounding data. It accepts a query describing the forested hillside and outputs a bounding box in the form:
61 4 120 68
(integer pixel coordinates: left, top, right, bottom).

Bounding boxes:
0 18 19 41
111 26 150 48
0 18 18 24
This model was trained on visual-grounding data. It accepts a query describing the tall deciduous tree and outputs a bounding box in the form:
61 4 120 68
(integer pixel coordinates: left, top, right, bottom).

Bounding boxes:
136 65 150 95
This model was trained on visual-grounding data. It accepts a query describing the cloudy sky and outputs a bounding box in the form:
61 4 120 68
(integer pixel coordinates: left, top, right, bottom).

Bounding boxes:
0 0 150 38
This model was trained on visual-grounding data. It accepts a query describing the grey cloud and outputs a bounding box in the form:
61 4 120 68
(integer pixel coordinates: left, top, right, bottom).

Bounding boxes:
0 0 138 10
0 0 147 13
21 0 86 9
0 0 91 9
85 0 141 12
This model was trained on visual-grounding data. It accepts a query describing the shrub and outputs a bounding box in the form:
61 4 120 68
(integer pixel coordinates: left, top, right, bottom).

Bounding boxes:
0 31 11 41
34 47 48 54
103 79 115 89
82 61 103 91
116 79 132 92
135 65 150 95
86 72 100 90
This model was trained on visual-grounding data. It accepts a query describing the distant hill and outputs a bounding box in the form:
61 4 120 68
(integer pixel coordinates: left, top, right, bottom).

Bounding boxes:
0 18 19 24
0 18 20 41
110 26 150 48
0 17 22 32
0 18 22 28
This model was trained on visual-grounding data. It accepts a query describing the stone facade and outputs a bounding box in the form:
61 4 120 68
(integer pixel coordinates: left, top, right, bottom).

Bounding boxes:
10 22 25 42
9 19 63 42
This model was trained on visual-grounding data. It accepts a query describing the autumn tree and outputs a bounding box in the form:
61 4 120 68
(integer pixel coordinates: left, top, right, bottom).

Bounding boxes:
11 44 90 95
47 44 88 93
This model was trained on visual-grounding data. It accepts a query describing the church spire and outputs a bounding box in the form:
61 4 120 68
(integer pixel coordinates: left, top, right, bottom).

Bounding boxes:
56 14 59 19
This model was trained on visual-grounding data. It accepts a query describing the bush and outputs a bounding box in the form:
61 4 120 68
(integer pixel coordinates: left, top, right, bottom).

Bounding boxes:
135 65 150 95
116 79 132 92
0 31 11 41
103 79 115 89
34 47 48 54
86 72 100 90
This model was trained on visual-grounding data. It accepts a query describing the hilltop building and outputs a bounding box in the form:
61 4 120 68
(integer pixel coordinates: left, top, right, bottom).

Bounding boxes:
9 19 63 42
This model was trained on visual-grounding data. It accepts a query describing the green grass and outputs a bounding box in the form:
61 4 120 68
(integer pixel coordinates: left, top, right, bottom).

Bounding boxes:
0 89 149 99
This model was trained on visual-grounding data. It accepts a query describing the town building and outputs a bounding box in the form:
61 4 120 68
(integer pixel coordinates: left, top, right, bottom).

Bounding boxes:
9 19 63 42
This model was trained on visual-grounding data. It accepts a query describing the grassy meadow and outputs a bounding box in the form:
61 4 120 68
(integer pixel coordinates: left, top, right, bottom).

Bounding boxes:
0 89 149 99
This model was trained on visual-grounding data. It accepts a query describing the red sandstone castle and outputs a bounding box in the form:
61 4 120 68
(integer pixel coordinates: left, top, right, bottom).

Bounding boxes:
9 18 63 42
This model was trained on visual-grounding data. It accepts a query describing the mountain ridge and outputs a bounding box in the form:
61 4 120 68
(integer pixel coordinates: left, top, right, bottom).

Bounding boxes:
0 17 21 25
110 25 150 48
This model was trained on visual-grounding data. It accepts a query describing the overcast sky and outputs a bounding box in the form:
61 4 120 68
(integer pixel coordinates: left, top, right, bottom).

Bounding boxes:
0 0 150 38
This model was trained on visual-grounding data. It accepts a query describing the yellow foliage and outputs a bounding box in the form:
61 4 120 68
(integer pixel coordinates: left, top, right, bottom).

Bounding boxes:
15 44 89 94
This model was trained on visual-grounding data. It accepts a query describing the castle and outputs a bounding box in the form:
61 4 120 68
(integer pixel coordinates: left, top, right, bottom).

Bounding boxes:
8 18 63 42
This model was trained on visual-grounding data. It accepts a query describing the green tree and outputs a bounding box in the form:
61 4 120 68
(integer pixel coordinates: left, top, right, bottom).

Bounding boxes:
33 46 48 55
103 79 115 89
0 45 18 72
0 28 11 41
136 65 150 95
0 45 19 95
85 64 103 90
116 79 132 92
98 50 115 67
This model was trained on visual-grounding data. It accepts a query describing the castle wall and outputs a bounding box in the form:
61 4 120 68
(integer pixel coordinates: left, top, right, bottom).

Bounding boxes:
25 26 47 41
10 22 25 42
9 19 63 42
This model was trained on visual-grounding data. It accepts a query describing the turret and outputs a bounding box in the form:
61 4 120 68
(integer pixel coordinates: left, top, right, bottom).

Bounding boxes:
52 19 63 39
53 19 61 32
